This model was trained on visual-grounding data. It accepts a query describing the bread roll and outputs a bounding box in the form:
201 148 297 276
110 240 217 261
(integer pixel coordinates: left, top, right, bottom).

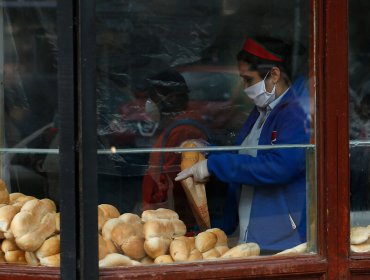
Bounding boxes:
55 212 60 233
102 218 125 241
143 219 175 240
5 250 26 264
142 208 179 222
40 199 57 213
99 234 116 260
25 251 39 266
11 199 56 251
275 242 307 256
170 236 191 262
172 219 187 237
351 226 370 245
39 253 60 267
0 205 20 232
221 242 260 258
188 248 203 261
0 179 9 205
202 248 221 259
99 253 140 268
36 235 60 259
11 196 36 209
154 254 174 264
215 245 229 255
98 204 120 232
206 228 228 246
140 256 154 264
351 237 370 253
9 193 25 204
195 231 217 253
2 239 19 252
144 236 171 259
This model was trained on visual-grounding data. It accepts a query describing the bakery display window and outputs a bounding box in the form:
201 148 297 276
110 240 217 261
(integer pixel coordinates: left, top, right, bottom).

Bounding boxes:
0 1 61 269
349 0 370 254
95 0 317 268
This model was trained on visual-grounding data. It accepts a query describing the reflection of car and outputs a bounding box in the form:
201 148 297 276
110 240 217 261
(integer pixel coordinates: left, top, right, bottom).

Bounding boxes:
109 64 251 149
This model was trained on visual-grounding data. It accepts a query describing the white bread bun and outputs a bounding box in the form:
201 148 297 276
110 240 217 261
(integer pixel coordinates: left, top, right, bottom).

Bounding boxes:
11 199 56 251
120 235 146 260
351 226 370 245
144 236 171 259
9 193 25 204
154 254 174 264
39 253 60 267
188 248 203 261
206 228 228 246
98 204 120 232
170 236 191 262
5 250 26 264
195 231 217 253
141 208 179 222
40 199 57 213
202 248 221 259
171 219 187 237
99 253 140 268
99 234 118 260
143 219 175 240
102 218 125 241
55 212 60 233
140 256 154 264
221 242 260 258
36 235 60 259
0 205 20 232
99 204 120 219
275 242 307 256
0 180 9 204
25 251 39 266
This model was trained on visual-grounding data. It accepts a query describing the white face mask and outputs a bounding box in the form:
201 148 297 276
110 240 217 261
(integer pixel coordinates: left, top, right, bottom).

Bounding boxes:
145 98 160 123
244 73 276 108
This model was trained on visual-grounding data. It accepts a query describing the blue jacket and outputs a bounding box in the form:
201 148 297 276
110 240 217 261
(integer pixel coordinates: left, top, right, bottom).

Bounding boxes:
207 86 310 251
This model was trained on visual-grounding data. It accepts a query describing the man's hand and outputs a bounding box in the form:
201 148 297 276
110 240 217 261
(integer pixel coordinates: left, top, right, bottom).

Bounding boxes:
175 159 209 183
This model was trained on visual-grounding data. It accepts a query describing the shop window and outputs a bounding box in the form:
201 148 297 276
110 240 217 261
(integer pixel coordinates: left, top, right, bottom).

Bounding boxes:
95 0 316 267
348 0 370 254
0 2 60 267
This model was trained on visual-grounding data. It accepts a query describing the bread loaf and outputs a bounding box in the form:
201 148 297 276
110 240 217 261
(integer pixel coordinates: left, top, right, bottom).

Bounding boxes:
0 180 9 204
221 242 260 259
99 253 141 268
11 199 56 251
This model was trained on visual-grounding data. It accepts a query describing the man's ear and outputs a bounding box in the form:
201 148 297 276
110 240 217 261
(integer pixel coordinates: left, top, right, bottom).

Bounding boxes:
270 66 281 83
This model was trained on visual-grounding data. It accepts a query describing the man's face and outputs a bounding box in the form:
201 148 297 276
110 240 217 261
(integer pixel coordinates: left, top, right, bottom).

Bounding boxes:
238 61 262 89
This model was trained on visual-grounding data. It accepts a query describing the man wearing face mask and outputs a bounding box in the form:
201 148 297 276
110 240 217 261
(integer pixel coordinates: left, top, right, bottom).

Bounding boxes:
142 69 209 228
175 37 310 253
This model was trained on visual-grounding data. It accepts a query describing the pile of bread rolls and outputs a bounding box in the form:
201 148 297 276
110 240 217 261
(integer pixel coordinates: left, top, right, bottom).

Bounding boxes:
350 225 370 253
99 207 261 267
0 179 60 266
0 179 264 268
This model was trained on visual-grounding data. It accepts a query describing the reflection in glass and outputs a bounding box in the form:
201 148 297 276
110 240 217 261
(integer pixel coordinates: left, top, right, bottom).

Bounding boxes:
96 0 315 266
349 0 370 254
0 3 60 266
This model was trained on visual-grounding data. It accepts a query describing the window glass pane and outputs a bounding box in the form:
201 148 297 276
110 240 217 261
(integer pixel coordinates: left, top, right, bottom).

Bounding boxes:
349 0 370 253
96 0 315 266
0 2 60 266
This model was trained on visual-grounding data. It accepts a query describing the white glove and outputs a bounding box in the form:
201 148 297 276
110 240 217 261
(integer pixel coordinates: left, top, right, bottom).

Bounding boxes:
175 159 210 183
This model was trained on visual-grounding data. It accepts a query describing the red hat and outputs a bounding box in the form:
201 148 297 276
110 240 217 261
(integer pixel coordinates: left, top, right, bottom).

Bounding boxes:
242 38 283 62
